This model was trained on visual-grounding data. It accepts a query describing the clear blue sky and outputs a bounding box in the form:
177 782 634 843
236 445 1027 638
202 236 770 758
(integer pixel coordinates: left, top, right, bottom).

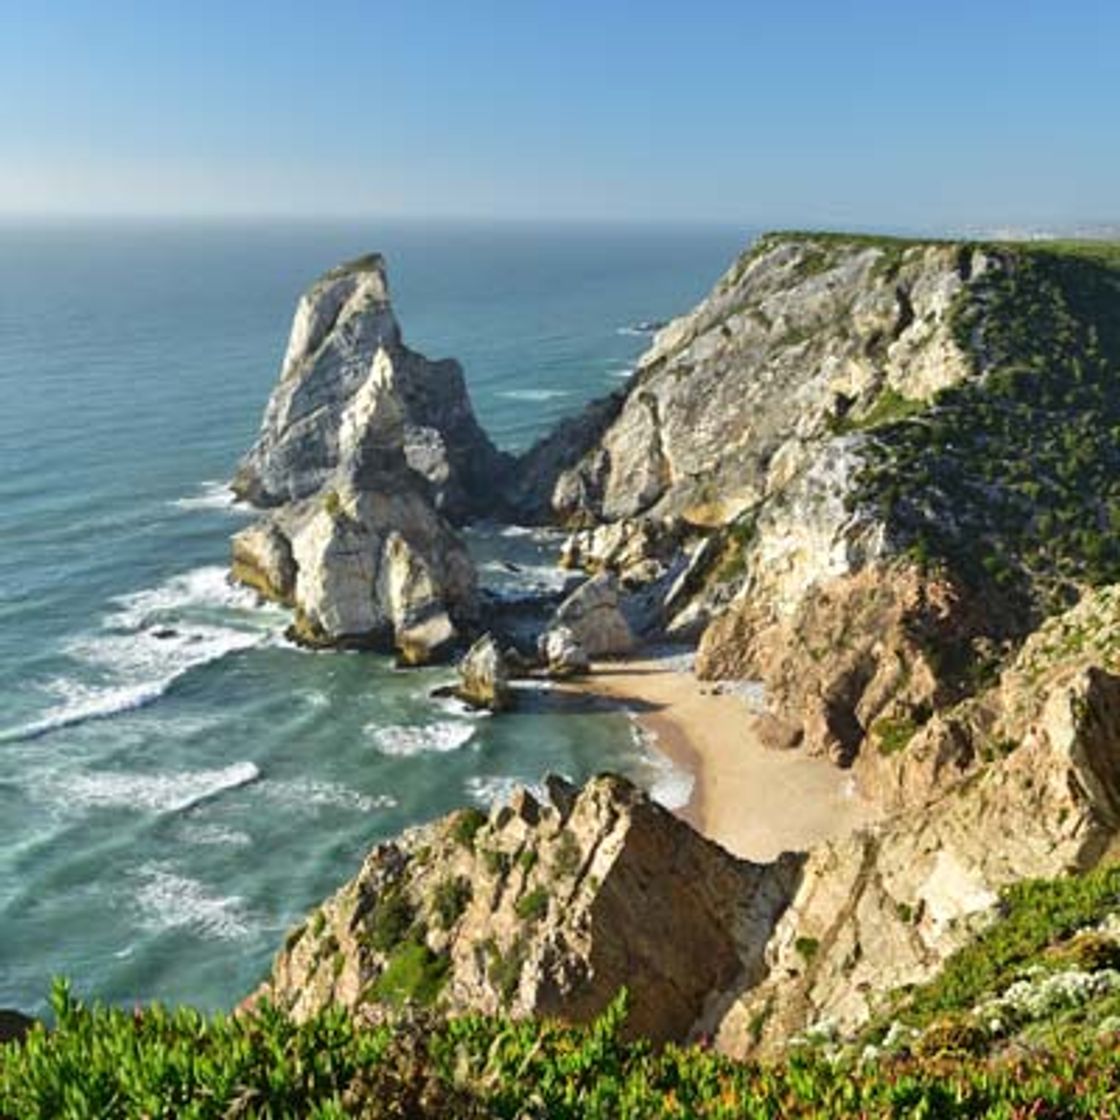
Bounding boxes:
1 0 1117 231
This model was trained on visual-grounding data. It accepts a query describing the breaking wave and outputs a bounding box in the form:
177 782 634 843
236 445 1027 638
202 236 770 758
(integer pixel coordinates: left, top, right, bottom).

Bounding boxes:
495 388 571 402
37 760 261 814
169 480 249 513
0 568 281 743
368 721 476 758
133 863 256 941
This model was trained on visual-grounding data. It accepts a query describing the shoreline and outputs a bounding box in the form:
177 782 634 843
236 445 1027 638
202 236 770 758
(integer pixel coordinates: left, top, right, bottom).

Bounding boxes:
560 653 877 862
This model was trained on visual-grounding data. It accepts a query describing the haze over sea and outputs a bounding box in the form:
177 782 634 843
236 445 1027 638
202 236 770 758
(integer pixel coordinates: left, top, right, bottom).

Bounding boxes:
0 219 746 1014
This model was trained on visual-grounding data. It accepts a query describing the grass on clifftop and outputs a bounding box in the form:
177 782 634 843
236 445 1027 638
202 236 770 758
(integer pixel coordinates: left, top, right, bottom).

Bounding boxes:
11 875 1120 1120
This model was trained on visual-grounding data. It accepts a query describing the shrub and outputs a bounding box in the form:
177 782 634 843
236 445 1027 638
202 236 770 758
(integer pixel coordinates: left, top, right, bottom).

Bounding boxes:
432 877 472 930
372 941 449 1008
553 831 582 878
451 808 487 851
873 714 920 756
515 887 550 923
366 888 415 953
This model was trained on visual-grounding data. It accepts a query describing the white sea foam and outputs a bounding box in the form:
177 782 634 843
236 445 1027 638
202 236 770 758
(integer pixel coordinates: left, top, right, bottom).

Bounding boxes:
109 566 262 627
495 388 571 402
177 822 254 848
616 321 664 337
133 863 255 941
430 691 493 720
261 778 396 813
170 480 249 513
0 568 282 743
478 559 573 600
607 365 634 379
39 760 260 814
629 716 695 811
1 679 178 743
465 775 548 807
369 721 475 758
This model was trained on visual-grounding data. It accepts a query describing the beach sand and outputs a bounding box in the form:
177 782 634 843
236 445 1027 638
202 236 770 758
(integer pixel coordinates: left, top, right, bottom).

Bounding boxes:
565 654 878 862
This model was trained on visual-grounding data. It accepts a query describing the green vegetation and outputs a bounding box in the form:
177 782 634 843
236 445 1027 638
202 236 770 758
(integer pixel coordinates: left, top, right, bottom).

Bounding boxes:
432 877 472 930
872 863 1120 1033
322 489 343 520
794 936 820 963
713 514 757 584
371 941 449 1009
514 887 550 924
832 386 925 434
365 888 416 954
12 976 1120 1117
552 830 582 878
484 935 527 1007
849 242 1120 619
452 808 487 851
483 848 511 877
872 714 921 756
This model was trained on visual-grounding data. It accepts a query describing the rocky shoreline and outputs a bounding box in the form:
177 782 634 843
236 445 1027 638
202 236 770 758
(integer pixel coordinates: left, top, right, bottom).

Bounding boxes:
225 230 1120 1055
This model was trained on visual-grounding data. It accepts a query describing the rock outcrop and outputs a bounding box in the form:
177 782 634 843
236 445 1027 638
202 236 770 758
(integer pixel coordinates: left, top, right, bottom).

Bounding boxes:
720 659 1120 1055
232 315 478 661
256 631 1120 1052
540 236 986 529
233 254 508 523
546 573 635 658
257 775 803 1044
697 561 1000 765
454 633 513 711
527 233 1120 771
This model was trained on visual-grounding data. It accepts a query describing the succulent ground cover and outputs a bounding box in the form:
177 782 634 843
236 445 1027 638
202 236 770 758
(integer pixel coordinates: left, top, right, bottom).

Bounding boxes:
9 862 1120 1120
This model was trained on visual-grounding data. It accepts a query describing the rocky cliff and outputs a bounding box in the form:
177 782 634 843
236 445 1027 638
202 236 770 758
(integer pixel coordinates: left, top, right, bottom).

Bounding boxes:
231 263 484 661
256 584 1120 1053
233 254 508 523
255 775 803 1043
534 234 1120 763
239 231 1120 1058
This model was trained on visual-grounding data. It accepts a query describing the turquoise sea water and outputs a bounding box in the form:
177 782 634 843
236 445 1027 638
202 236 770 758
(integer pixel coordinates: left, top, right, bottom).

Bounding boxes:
0 219 748 1015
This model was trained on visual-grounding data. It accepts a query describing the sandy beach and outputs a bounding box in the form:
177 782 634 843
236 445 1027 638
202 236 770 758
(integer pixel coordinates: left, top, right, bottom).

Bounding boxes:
565 654 877 862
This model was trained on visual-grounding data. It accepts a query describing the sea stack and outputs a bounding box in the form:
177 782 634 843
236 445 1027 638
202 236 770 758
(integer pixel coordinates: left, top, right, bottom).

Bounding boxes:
230 255 496 662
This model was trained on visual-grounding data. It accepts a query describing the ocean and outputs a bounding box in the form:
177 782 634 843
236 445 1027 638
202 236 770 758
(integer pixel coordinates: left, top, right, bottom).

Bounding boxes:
0 218 748 1015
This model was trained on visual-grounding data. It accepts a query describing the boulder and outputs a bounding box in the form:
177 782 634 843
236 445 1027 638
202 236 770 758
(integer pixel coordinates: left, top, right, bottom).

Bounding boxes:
537 626 590 678
230 521 297 604
455 633 513 711
550 573 635 657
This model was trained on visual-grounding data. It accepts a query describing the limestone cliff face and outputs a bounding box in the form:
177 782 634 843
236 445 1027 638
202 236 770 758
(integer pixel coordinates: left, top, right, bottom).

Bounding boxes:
541 233 1120 766
233 254 508 523
231 301 478 662
540 235 985 528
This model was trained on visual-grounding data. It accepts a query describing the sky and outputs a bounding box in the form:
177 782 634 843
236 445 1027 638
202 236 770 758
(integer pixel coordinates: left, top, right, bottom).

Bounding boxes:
0 0 1117 231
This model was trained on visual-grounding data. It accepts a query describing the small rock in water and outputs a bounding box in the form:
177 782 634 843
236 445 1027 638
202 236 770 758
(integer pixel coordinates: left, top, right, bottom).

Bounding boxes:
454 633 513 711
